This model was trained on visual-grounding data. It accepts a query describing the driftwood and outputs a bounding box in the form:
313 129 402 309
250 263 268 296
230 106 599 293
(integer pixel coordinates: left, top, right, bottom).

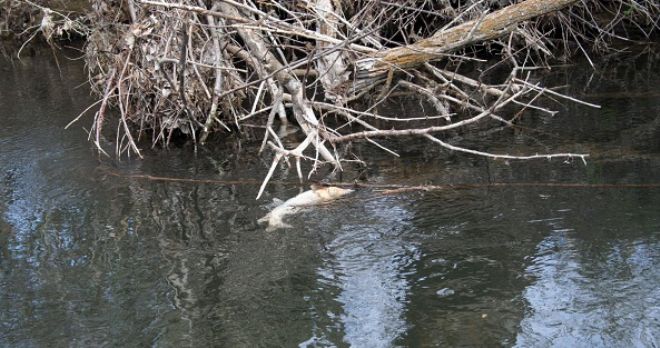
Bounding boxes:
10 0 658 197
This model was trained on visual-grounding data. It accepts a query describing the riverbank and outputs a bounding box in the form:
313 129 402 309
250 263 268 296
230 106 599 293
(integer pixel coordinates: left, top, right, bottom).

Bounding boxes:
2 0 659 191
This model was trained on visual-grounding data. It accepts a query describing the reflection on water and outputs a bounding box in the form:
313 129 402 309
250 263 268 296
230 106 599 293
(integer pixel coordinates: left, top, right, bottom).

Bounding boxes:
517 212 660 347
303 195 419 347
1 50 660 346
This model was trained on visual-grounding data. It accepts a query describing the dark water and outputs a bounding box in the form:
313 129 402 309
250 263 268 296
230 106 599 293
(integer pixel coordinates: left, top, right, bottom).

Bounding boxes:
1 50 659 347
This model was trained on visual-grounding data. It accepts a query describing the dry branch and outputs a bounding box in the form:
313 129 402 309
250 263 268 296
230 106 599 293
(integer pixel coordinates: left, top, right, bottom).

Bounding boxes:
40 0 657 197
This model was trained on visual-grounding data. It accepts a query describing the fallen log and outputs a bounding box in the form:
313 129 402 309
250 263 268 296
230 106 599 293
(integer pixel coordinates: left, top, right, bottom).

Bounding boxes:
356 0 579 78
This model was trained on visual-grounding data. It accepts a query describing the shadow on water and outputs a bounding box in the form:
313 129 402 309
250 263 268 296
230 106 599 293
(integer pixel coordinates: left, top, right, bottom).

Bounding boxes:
1 48 660 346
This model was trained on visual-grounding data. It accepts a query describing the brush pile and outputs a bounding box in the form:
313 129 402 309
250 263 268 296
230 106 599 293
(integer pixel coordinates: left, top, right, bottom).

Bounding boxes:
1 0 88 43
11 0 660 193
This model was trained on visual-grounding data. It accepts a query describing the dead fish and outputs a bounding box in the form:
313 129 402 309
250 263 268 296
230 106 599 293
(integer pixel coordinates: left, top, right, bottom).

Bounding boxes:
258 184 354 231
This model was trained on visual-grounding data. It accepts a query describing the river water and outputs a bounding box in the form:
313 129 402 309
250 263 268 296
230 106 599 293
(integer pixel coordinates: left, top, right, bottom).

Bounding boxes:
1 50 659 347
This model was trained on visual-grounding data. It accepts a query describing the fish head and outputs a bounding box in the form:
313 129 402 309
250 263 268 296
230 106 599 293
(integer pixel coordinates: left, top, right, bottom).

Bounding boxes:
313 186 354 200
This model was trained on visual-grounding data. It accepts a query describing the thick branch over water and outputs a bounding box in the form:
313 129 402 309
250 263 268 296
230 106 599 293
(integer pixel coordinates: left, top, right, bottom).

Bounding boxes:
356 0 580 76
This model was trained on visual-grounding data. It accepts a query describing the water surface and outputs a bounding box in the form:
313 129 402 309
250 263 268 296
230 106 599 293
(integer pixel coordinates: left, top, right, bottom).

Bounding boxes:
1 51 659 347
